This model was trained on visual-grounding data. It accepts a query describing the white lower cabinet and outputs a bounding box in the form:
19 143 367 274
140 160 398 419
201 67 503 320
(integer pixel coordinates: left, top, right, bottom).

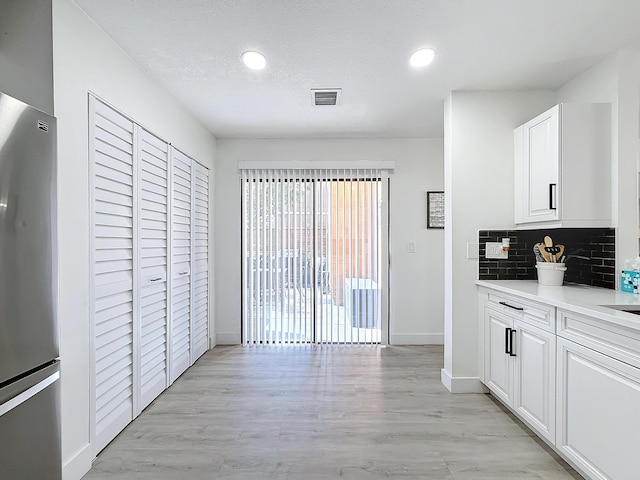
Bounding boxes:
486 308 514 405
484 304 556 442
556 337 640 480
513 320 555 443
481 287 640 480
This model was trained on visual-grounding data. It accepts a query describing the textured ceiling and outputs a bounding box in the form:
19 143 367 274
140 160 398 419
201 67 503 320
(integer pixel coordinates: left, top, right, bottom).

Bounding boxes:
74 0 640 138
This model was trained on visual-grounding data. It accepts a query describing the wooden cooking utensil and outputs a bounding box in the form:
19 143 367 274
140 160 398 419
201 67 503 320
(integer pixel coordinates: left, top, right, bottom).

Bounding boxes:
554 244 565 262
543 236 555 263
539 237 552 262
540 248 553 263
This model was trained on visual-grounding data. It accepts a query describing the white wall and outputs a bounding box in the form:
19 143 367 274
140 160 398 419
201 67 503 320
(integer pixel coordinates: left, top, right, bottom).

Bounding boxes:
0 0 54 113
52 1 216 478
556 51 640 272
442 91 556 392
214 138 444 345
443 50 640 393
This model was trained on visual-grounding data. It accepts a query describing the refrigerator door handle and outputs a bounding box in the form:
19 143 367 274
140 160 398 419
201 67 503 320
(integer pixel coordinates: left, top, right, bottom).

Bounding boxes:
0 371 59 417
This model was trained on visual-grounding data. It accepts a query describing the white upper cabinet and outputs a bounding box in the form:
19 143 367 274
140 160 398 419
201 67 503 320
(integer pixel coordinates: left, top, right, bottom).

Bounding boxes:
514 103 610 227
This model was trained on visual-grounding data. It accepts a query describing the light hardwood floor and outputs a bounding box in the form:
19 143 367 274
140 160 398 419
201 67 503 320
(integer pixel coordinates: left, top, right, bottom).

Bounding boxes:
84 345 582 479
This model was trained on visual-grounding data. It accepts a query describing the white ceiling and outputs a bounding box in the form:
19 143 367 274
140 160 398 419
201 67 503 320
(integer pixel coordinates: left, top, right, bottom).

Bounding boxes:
74 0 640 139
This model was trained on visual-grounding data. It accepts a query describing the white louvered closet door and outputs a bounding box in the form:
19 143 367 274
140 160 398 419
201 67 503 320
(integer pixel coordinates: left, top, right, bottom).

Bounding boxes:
169 148 193 382
191 162 210 360
90 97 136 453
136 127 169 411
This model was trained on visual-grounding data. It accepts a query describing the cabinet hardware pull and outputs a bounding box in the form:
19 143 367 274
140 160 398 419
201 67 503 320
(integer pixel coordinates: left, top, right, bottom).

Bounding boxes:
179 271 188 275
150 277 163 282
505 328 511 354
499 301 523 311
509 328 516 357
509 329 517 356
549 183 557 210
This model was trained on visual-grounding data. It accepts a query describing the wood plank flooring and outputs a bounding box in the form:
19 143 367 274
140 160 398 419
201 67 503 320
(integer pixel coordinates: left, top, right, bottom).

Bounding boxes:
84 345 582 479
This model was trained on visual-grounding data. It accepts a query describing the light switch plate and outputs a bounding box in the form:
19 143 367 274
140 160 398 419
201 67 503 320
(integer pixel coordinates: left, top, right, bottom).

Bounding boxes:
486 242 508 259
466 243 479 259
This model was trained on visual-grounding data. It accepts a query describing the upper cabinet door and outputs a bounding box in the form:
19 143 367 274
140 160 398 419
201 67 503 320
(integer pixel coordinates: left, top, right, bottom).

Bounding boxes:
515 103 610 228
523 106 559 223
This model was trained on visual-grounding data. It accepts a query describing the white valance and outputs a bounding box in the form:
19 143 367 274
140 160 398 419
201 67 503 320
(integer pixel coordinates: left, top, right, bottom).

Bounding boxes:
237 160 395 173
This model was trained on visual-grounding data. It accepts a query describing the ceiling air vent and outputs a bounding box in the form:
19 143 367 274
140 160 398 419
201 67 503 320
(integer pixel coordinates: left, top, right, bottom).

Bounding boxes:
311 88 341 106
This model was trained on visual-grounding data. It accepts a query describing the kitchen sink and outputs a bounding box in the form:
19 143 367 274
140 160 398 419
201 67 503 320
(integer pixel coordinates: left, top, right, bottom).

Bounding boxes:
601 305 640 315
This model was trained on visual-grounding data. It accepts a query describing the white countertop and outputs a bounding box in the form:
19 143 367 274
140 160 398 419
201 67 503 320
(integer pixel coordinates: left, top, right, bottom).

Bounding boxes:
476 280 640 333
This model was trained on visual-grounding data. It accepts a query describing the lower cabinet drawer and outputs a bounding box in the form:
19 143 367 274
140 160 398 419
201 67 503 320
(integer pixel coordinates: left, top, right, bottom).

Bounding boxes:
557 308 640 369
556 337 640 480
486 291 555 332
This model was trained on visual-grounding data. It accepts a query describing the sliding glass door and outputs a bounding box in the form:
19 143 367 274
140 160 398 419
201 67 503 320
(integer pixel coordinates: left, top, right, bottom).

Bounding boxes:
241 169 388 345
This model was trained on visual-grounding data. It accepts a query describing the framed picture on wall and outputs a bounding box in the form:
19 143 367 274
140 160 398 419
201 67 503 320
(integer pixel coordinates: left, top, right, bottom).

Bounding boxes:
427 191 444 229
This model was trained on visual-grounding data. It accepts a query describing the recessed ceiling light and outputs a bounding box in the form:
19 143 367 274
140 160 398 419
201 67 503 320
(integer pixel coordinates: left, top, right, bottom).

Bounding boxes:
241 51 266 70
409 48 436 68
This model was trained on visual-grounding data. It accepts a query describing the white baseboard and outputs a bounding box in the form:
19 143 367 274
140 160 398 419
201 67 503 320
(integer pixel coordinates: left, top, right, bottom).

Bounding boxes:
441 368 487 393
216 332 241 345
389 334 444 345
215 333 442 346
62 443 93 480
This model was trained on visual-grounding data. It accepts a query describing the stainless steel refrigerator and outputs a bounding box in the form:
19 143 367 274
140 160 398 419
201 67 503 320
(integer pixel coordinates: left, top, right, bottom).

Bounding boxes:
0 92 61 479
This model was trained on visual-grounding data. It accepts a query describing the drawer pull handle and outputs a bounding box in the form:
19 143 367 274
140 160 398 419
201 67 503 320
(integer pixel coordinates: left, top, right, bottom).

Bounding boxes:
499 301 523 311
150 277 163 282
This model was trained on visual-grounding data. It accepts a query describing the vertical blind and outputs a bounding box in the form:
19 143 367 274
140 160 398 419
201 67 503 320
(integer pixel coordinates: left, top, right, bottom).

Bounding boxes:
241 168 387 345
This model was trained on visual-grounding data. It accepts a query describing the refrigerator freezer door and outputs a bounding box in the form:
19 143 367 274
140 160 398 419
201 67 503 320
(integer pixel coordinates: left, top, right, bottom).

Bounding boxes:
0 92 58 384
0 361 61 480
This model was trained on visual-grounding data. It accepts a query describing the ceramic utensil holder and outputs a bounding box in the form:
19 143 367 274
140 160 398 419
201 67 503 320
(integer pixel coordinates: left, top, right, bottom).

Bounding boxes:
536 262 566 286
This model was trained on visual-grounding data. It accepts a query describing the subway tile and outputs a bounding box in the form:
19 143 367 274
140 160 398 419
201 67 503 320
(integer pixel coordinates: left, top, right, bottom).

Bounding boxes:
478 227 615 289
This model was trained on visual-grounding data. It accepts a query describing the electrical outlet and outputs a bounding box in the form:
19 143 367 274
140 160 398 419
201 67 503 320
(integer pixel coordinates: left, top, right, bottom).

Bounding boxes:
485 242 508 259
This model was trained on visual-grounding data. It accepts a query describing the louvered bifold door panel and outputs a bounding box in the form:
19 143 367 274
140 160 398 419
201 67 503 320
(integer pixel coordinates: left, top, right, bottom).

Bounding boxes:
191 162 210 361
170 148 192 382
136 128 169 411
90 98 135 453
